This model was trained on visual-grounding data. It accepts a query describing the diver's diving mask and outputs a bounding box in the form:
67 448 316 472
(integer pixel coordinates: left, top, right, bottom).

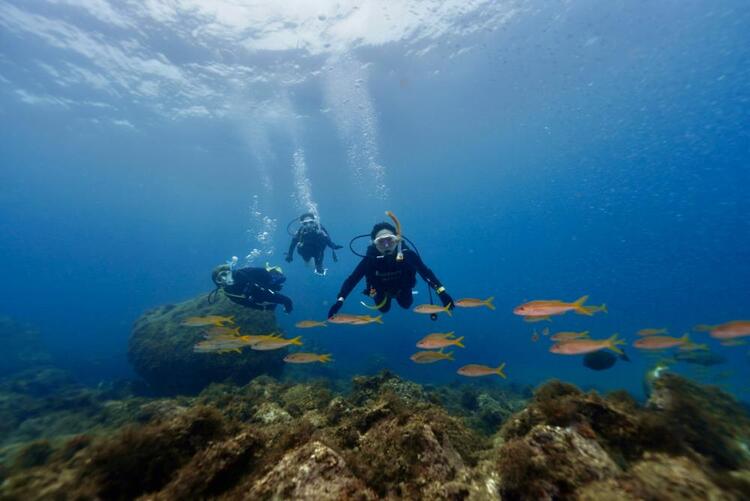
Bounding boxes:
216 269 232 286
374 231 400 254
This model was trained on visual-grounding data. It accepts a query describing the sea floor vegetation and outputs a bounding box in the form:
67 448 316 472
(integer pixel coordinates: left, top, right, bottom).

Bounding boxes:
2 366 749 499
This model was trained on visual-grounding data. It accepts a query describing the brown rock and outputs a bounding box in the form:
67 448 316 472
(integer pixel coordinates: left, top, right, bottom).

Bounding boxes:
247 440 374 500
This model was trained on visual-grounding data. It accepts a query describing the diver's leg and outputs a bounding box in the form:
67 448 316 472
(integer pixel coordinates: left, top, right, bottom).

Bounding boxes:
395 288 414 309
313 249 326 274
377 292 392 313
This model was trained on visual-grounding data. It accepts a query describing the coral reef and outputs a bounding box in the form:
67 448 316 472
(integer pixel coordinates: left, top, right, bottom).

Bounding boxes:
2 371 749 499
128 293 285 394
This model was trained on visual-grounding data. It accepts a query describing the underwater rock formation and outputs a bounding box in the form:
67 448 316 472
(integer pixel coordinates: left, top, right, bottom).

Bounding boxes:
2 372 750 499
128 293 285 394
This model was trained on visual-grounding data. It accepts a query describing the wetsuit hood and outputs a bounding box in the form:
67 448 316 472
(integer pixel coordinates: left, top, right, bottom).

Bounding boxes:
370 222 397 240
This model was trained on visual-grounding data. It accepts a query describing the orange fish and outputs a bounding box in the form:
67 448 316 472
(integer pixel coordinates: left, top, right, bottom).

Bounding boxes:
410 350 454 364
695 321 750 340
413 304 453 317
283 353 332 364
550 334 624 355
550 331 590 342
637 328 668 336
514 295 606 318
455 297 495 310
295 320 328 329
416 332 465 349
457 363 507 378
328 314 383 325
633 334 690 350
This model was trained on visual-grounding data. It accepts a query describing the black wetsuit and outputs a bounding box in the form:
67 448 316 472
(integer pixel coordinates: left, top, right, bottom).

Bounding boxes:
336 245 445 312
287 224 340 274
222 267 292 312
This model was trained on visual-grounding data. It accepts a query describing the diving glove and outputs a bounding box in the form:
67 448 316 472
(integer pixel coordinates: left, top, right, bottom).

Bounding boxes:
438 290 455 310
284 254 293 263
328 298 344 318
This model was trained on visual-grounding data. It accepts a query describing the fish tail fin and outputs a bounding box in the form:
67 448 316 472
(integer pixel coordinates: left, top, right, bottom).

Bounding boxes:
291 336 303 346
606 334 625 355
445 304 453 317
446 331 456 338
680 333 691 344
232 348 241 354
581 331 590 338
573 295 589 307
373 315 384 324
227 316 235 324
485 297 496 310
694 324 715 332
232 327 241 335
496 362 507 379
446 351 454 360
320 354 333 363
454 336 465 348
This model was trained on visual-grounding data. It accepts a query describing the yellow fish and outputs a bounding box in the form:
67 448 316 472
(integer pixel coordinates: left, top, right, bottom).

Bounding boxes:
457 363 507 378
328 314 383 325
295 320 328 329
203 326 241 337
413 304 452 317
550 331 590 342
284 353 333 364
239 334 282 345
193 334 255 354
251 335 303 351
416 332 465 349
550 334 624 355
410 349 454 364
514 295 606 318
182 315 235 327
455 297 495 310
637 328 668 336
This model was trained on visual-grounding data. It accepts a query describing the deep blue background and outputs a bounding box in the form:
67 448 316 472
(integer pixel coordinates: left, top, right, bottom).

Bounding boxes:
1 1 748 398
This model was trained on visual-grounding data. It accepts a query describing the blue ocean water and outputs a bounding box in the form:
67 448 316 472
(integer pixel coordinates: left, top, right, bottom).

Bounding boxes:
1 1 749 400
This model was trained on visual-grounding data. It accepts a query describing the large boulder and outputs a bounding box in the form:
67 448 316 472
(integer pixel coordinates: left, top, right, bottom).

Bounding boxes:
128 293 285 394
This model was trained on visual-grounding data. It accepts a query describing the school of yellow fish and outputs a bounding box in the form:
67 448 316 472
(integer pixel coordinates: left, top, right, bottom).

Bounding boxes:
182 297 749 377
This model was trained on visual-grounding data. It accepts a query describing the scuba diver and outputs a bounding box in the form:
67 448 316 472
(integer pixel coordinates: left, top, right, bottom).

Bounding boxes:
285 212 343 276
210 261 293 313
327 212 454 319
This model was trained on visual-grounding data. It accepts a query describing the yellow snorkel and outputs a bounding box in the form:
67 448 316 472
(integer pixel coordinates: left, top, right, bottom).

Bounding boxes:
385 210 404 261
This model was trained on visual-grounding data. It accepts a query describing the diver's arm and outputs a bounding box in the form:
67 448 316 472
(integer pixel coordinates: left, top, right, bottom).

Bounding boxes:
253 287 293 313
286 235 299 261
337 258 368 299
409 252 454 308
328 258 368 317
321 226 342 249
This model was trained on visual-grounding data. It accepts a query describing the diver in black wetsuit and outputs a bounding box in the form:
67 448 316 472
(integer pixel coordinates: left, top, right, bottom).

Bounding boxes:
211 264 293 313
285 212 343 276
327 222 454 318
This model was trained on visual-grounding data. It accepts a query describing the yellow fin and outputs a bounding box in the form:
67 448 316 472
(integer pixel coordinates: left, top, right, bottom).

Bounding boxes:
680 333 691 344
290 336 303 346
445 304 453 317
581 331 590 338
573 295 589 307
445 351 454 361
496 362 507 379
484 296 496 310
373 315 384 324
453 336 465 348
319 354 333 363
606 333 625 355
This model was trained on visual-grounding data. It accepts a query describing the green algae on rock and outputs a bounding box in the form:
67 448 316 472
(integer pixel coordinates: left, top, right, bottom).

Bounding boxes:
3 372 750 500
128 293 286 394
